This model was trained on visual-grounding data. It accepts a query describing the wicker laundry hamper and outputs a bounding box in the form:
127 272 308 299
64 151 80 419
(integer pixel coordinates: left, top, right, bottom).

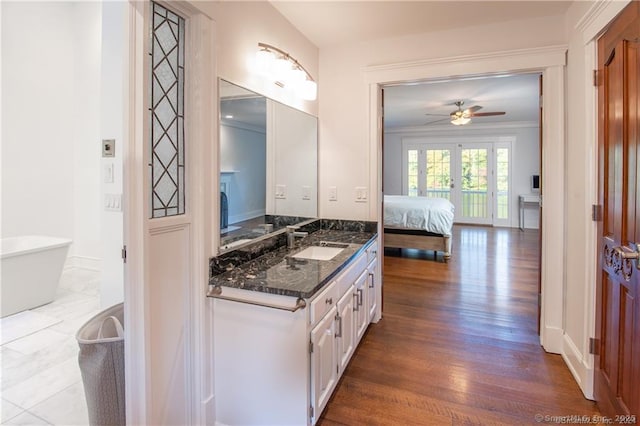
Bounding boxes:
76 303 125 426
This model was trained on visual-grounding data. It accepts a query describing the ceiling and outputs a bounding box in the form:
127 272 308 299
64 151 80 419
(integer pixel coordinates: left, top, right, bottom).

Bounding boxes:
268 1 557 130
270 1 572 49
383 73 541 129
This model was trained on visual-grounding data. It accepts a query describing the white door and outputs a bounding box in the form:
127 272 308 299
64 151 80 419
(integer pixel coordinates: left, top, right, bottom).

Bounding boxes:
367 258 378 321
455 143 493 225
336 286 355 375
354 271 368 342
310 309 338 423
125 2 214 424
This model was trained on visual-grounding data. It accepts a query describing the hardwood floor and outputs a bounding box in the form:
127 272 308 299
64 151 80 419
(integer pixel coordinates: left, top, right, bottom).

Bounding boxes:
318 225 599 426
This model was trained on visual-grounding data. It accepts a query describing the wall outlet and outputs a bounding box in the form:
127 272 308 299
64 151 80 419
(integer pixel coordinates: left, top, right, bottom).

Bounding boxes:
355 186 368 202
102 139 115 158
329 186 337 201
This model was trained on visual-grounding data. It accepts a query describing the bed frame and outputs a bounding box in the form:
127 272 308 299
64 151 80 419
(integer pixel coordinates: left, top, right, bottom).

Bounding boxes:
383 228 452 263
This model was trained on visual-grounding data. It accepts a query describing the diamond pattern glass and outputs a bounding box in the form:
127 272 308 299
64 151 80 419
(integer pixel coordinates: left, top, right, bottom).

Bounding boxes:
150 2 185 218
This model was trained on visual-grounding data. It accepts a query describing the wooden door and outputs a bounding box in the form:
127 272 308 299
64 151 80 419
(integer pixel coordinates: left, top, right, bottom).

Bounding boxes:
595 1 640 417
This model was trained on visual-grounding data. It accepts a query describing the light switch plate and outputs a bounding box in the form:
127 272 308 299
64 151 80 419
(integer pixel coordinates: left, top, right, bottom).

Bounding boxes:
275 184 286 199
104 193 122 212
302 186 311 200
355 186 368 202
103 163 114 183
329 186 337 201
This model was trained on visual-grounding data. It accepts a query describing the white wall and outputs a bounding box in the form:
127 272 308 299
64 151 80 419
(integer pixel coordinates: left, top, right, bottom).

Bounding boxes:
215 1 319 118
1 2 102 266
384 124 540 228
100 1 125 307
318 14 566 220
220 123 266 223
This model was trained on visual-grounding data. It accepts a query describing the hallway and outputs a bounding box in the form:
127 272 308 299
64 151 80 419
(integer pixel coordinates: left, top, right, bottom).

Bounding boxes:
319 226 599 425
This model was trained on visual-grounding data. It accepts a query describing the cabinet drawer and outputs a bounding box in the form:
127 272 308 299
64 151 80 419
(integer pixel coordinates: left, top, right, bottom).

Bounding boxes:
336 251 368 296
309 281 338 326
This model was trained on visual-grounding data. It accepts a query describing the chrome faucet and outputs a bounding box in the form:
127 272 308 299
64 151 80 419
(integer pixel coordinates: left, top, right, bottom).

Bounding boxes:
286 225 308 249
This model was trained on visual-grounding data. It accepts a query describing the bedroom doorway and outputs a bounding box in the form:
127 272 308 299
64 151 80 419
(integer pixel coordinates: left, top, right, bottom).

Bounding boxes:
378 68 550 344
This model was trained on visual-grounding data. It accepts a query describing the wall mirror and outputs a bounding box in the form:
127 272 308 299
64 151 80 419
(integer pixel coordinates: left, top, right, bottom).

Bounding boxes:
218 79 318 252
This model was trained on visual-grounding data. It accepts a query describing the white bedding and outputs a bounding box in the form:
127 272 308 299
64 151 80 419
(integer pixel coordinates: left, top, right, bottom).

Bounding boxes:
384 195 455 236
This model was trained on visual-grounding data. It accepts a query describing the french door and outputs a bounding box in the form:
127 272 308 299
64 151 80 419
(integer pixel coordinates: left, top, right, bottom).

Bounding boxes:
404 141 509 226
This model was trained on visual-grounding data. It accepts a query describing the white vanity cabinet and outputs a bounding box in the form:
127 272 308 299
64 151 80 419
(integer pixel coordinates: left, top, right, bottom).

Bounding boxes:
367 257 378 321
214 238 379 426
310 302 338 418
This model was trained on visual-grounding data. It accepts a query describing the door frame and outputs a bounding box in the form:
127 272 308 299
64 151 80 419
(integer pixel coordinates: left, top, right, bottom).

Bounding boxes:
365 46 566 354
123 1 216 423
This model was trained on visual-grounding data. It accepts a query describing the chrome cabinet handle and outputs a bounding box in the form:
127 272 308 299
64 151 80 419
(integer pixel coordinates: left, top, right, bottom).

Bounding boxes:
325 297 333 305
368 272 375 288
335 313 342 338
353 293 359 311
357 288 363 306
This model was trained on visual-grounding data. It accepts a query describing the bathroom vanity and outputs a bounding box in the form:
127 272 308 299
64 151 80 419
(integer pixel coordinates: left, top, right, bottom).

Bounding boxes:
209 221 380 425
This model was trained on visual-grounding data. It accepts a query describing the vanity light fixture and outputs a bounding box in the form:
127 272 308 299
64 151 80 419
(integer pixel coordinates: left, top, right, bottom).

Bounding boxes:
255 42 317 101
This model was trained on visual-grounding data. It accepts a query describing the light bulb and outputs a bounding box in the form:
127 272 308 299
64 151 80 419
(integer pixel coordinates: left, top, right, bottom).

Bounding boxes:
271 56 292 83
255 48 274 76
451 116 471 126
299 79 317 101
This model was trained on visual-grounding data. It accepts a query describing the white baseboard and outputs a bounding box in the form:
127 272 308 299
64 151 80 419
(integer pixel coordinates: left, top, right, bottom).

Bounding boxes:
541 325 563 354
562 334 594 400
64 255 102 272
203 394 215 426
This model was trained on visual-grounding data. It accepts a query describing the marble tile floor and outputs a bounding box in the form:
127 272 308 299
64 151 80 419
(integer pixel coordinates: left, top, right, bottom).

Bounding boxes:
1 268 102 425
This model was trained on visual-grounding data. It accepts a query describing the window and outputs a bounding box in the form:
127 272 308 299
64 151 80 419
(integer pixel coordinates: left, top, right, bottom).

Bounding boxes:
149 2 186 218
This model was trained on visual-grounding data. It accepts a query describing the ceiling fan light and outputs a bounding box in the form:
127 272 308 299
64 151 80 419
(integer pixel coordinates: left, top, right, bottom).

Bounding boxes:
451 116 471 126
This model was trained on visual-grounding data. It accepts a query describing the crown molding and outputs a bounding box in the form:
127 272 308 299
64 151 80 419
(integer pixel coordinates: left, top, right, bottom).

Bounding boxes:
385 120 538 134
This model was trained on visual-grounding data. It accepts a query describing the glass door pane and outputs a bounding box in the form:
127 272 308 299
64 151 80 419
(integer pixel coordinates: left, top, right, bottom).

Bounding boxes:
425 148 451 200
496 147 509 220
407 149 419 196
459 145 492 224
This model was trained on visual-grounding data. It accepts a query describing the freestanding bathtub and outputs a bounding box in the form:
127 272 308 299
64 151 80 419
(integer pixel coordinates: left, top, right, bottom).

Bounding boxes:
1 236 72 318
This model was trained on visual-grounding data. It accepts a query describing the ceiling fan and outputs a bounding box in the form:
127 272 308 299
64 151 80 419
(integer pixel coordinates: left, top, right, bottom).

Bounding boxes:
425 101 506 126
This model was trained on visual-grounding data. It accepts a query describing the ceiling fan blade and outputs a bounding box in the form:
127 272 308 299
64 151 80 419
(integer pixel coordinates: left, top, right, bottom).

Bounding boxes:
469 111 506 117
424 117 451 125
424 113 449 117
465 105 483 113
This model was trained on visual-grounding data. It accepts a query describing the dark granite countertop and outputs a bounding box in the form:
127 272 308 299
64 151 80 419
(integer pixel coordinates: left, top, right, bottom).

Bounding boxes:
209 229 377 299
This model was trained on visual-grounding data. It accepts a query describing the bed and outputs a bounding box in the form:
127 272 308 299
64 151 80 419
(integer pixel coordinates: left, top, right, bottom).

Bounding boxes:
383 195 455 262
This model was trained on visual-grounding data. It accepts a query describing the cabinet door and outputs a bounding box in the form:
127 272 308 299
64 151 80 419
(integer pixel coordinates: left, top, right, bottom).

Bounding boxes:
336 285 355 375
354 271 368 342
367 258 378 321
310 307 337 423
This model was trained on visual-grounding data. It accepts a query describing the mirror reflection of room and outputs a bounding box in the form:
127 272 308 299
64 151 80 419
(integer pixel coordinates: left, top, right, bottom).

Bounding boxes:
218 79 318 252
219 80 267 249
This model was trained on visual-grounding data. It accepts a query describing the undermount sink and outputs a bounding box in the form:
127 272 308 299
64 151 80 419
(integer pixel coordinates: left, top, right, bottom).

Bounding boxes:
292 245 345 261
